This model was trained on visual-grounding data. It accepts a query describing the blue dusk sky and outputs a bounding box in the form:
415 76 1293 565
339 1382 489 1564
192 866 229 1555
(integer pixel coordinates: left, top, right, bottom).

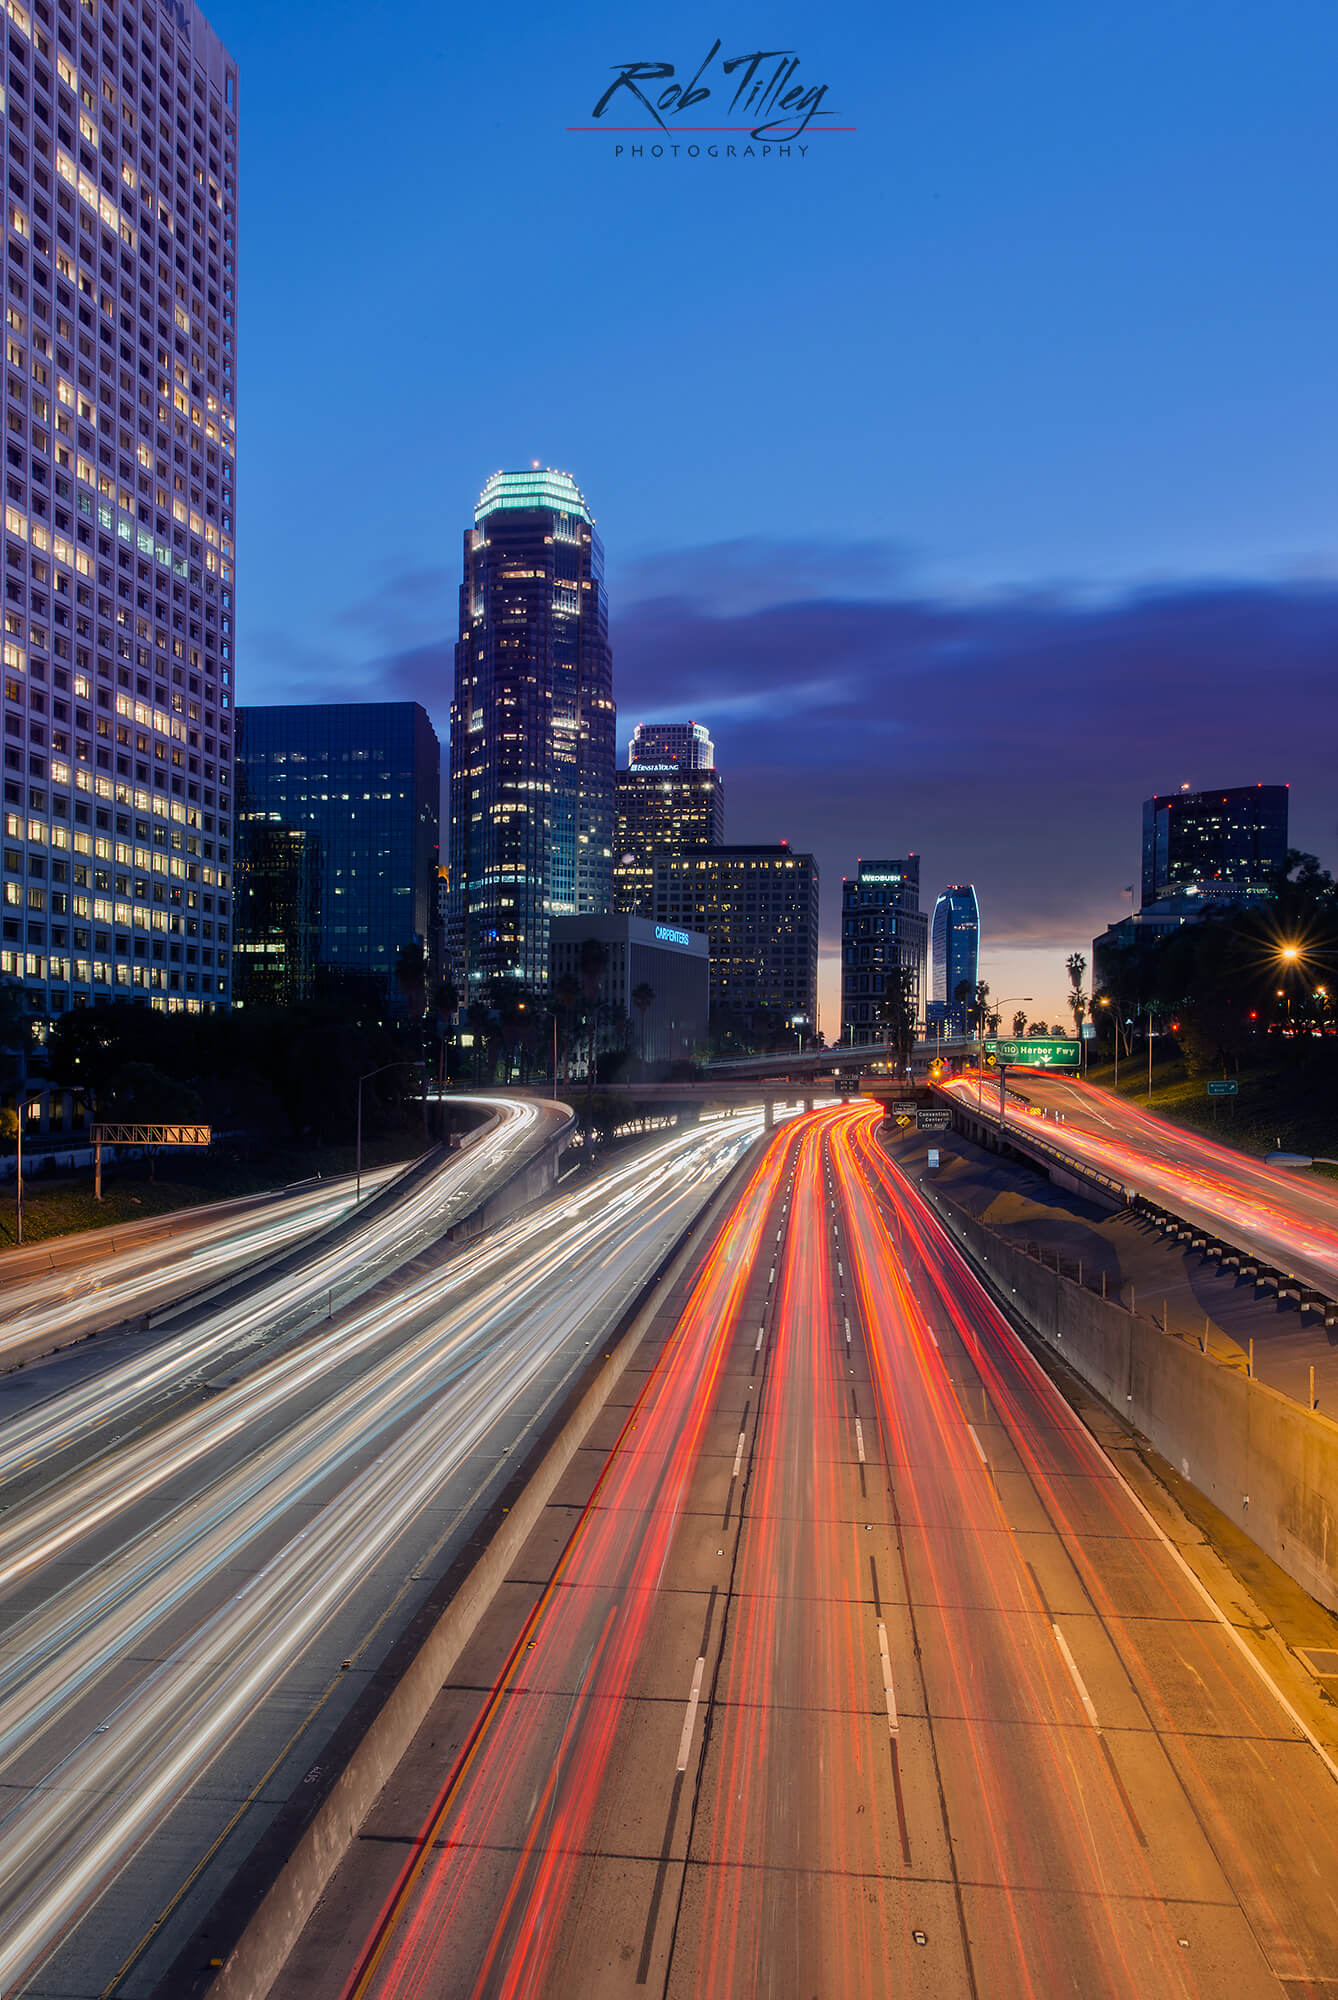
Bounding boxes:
209 0 1338 1034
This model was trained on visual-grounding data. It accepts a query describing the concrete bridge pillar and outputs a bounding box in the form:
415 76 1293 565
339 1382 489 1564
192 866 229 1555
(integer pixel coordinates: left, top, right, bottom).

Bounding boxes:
766 1098 776 1130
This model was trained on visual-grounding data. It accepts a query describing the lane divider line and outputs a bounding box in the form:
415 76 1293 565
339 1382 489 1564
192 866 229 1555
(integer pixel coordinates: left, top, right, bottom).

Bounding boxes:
966 1422 988 1467
731 1432 746 1477
1053 1624 1100 1731
754 1325 765 1354
676 1656 707 1773
854 1418 866 1464
876 1619 899 1737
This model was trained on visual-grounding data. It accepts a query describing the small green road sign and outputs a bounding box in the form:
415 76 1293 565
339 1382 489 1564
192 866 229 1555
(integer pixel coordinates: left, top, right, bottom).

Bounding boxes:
983 1037 1080 1070
1207 1079 1239 1096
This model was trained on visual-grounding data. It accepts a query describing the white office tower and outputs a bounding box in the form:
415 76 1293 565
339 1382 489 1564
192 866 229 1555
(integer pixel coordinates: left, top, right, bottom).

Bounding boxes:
1 0 238 1020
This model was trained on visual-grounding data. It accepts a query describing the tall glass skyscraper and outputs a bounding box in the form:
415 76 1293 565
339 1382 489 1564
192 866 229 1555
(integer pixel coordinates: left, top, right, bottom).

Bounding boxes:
234 702 439 1010
0 0 238 1022
447 469 614 994
929 883 980 1035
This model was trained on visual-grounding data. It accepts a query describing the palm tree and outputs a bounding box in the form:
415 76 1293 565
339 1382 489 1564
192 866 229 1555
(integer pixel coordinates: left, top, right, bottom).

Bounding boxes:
631 981 655 1067
875 965 917 1075
433 980 459 1087
1011 1009 1027 1037
466 999 491 1084
394 942 428 1022
1066 951 1089 1064
578 937 610 1140
554 972 580 1084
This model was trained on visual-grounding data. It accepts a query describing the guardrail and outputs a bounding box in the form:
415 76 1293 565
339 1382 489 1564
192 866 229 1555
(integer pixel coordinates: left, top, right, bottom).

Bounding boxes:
937 1086 1131 1208
931 1086 1338 1329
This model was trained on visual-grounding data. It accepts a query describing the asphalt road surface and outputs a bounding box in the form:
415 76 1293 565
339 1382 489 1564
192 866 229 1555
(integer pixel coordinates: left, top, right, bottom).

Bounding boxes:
0 1110 762 1998
285 1101 1338 2000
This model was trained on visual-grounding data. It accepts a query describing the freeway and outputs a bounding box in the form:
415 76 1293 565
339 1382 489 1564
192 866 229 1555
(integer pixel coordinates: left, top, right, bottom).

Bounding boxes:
0 1163 401 1357
296 1101 1338 2000
0 1109 764 1999
0 1094 562 1472
947 1069 1338 1292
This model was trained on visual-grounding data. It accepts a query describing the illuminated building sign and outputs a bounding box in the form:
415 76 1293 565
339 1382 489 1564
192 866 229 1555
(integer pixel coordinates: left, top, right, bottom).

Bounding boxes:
655 924 691 947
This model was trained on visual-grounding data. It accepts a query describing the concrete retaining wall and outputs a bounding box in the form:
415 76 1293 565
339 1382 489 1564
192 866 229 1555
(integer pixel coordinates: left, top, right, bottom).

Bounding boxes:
445 1116 569 1243
927 1186 1338 1615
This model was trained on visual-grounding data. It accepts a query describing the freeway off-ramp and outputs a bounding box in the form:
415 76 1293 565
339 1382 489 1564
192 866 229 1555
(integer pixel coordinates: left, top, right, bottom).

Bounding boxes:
947 1069 1338 1298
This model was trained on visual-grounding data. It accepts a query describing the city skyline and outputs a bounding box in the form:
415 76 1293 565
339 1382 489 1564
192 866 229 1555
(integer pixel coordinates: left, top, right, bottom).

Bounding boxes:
201 0 1336 1028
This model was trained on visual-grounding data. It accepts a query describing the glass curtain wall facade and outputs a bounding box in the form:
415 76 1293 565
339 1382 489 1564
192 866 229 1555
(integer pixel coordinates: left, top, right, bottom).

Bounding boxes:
234 701 439 1010
929 883 980 1034
0 0 239 1020
840 856 929 1046
1141 785 1289 905
447 469 615 996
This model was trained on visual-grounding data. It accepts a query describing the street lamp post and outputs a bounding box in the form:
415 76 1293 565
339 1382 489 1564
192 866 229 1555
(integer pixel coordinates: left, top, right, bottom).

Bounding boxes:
356 1059 427 1204
1099 996 1118 1087
13 1088 22 1246
980 997 1032 1112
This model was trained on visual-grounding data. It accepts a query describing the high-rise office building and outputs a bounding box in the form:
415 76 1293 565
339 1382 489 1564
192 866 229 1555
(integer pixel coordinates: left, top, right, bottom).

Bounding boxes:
613 719 724 918
652 842 818 1032
1094 782 1290 991
1141 784 1288 905
627 720 714 770
0 0 238 1019
234 703 439 1010
840 856 929 1046
928 883 980 1035
447 468 614 995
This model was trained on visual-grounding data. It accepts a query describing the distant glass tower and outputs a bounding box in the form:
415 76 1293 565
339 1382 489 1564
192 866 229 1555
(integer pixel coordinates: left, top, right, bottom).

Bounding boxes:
448 470 614 994
930 884 980 1035
614 720 724 917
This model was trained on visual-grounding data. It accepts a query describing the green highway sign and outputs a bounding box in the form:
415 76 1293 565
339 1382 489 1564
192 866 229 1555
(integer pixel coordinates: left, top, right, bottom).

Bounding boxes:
982 1037 1080 1070
1207 1079 1239 1096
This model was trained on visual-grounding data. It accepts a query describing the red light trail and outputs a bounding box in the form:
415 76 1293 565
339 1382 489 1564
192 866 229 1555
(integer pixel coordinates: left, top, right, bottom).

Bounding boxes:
325 1103 1338 2000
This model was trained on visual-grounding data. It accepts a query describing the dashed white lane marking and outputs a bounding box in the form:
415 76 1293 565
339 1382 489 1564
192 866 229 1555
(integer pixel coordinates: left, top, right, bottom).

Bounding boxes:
768 1267 775 1284
877 1619 899 1737
966 1422 988 1467
754 1325 766 1353
676 1655 707 1771
926 1327 940 1350
732 1431 747 1476
1053 1624 1100 1730
854 1418 866 1463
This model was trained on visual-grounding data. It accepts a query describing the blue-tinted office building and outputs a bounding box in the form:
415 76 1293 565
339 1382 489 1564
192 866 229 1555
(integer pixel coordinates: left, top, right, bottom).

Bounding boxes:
929 884 980 1036
234 702 440 1009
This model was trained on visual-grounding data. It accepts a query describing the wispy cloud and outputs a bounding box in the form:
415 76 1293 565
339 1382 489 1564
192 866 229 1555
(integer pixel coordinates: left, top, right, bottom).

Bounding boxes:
241 540 1338 965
